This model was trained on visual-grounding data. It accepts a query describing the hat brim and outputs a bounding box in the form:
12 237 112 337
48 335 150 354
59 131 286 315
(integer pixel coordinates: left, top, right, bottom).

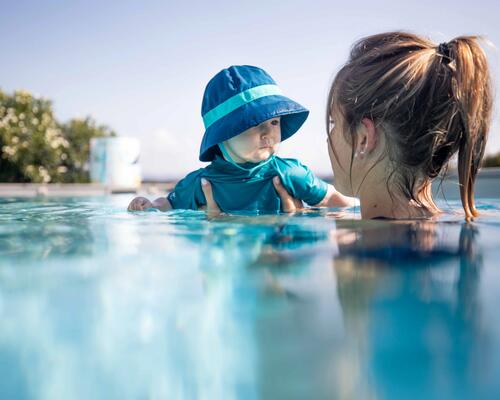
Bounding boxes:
199 95 309 162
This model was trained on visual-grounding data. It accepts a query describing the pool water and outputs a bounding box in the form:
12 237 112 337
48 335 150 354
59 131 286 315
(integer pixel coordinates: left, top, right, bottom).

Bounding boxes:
1 196 500 400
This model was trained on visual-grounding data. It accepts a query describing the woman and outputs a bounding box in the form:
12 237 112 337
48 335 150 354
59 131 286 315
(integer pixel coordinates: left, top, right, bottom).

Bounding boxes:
204 32 493 220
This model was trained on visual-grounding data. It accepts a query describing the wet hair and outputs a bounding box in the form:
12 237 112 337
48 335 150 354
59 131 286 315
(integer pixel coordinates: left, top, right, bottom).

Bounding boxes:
327 32 493 220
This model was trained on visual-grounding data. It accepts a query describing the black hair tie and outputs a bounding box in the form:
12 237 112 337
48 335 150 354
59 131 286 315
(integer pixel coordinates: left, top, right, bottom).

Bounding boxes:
437 42 451 58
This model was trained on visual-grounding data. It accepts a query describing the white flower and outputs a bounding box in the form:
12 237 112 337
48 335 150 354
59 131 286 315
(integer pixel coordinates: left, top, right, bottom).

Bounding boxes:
2 145 16 156
38 166 51 183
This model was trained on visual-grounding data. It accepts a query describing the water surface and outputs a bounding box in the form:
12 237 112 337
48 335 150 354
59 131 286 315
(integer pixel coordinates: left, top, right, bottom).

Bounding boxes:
1 196 499 400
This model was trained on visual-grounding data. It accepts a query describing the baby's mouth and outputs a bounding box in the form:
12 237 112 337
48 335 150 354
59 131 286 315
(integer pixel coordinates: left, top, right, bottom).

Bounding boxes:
260 138 275 148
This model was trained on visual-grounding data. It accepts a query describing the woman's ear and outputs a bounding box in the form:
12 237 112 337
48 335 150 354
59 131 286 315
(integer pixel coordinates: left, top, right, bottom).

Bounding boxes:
356 118 377 158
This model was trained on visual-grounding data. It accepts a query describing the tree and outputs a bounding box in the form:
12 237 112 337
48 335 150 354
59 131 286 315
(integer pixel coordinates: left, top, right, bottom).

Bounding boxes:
0 89 115 183
0 90 69 183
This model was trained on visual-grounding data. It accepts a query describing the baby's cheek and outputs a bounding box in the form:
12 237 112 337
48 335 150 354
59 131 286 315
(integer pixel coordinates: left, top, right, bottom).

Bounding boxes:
243 137 259 153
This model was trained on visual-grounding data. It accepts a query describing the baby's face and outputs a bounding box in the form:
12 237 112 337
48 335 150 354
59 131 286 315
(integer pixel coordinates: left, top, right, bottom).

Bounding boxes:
224 117 281 163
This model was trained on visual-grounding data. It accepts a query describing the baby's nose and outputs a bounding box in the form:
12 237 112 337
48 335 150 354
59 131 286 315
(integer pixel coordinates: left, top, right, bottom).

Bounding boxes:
261 126 273 136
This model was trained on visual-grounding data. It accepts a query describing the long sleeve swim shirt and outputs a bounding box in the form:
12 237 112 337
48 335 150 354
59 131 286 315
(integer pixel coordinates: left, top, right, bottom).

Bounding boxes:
167 155 328 213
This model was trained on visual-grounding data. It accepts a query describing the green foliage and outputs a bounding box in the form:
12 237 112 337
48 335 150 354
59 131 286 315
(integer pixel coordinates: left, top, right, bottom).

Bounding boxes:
0 89 115 183
483 152 500 168
0 90 67 183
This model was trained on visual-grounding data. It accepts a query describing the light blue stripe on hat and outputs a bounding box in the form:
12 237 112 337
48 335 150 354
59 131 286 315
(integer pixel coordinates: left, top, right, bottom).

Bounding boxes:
202 84 283 129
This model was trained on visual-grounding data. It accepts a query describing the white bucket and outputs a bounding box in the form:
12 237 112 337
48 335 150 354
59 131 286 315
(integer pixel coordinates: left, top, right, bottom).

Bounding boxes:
90 137 141 189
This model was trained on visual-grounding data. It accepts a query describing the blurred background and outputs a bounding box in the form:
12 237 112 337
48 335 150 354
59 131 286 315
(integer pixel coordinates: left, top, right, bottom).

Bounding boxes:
1 0 499 184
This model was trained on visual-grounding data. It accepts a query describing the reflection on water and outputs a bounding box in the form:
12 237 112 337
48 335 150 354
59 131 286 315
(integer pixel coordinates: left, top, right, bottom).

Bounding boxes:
330 222 493 400
0 196 500 399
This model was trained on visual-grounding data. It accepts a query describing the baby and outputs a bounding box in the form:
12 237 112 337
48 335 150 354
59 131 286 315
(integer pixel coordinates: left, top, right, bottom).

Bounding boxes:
128 65 356 213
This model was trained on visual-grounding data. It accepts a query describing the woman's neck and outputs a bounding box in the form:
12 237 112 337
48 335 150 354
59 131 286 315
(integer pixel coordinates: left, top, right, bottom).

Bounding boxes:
358 179 439 220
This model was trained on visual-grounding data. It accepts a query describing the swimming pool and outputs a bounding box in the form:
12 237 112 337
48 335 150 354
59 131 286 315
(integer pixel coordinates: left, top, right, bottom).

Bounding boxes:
1 196 500 399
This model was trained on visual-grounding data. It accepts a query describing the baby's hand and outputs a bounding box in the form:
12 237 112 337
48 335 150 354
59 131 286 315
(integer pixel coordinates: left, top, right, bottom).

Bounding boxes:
127 196 154 211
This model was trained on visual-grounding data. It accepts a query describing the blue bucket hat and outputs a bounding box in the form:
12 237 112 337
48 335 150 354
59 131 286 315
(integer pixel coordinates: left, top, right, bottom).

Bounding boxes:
199 65 309 162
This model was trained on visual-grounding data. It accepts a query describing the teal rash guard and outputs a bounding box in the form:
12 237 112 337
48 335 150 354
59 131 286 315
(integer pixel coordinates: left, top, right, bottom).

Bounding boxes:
167 155 328 213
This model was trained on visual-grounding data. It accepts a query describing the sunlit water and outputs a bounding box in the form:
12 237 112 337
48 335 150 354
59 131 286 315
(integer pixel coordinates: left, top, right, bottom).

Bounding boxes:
1 196 500 400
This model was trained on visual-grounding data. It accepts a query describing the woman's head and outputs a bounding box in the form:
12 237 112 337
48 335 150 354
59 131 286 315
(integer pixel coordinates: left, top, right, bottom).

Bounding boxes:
327 32 493 220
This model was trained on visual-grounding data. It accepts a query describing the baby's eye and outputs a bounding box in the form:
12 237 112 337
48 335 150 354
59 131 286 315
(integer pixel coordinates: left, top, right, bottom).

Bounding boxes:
270 119 280 126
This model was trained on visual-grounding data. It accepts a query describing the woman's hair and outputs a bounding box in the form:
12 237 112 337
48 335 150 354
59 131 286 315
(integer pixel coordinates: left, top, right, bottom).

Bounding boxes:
327 32 493 220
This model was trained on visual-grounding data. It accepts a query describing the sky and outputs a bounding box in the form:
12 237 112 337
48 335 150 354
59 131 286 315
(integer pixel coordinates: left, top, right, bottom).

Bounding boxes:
1 0 499 180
